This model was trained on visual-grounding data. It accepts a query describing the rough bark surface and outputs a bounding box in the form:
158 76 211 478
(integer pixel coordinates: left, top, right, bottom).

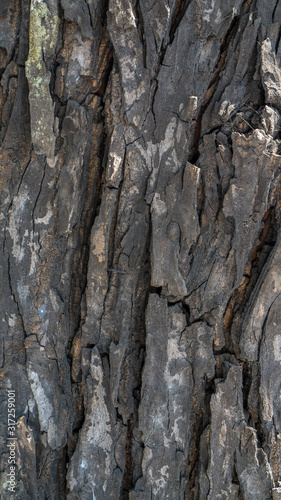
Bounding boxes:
1 0 281 499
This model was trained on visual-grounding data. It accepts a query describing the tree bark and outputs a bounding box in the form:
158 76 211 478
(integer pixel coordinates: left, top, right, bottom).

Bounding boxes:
1 0 281 498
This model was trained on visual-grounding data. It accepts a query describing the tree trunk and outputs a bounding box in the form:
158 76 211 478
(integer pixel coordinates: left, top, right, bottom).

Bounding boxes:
1 0 281 498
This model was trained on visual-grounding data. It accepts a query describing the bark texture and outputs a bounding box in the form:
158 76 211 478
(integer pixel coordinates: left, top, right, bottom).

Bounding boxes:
1 0 281 499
